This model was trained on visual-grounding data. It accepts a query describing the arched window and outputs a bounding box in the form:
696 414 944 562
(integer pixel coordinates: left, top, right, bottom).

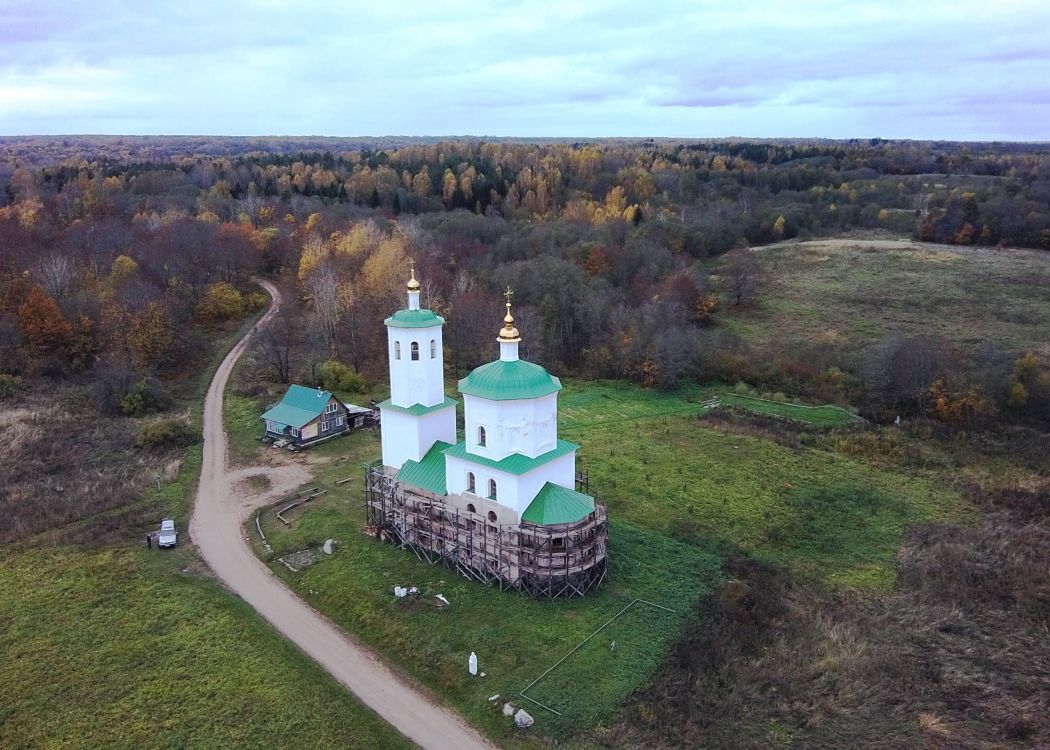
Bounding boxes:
466 472 476 494
394 341 401 360
410 341 419 361
430 339 436 359
466 502 476 514
488 478 497 500
477 426 486 447
487 510 497 523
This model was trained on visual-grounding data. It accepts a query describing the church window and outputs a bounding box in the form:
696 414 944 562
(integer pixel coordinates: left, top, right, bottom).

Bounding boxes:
466 502 476 513
487 511 497 523
551 537 565 551
477 425 486 447
430 339 436 358
410 342 419 360
488 478 497 500
467 472 476 493
394 341 401 360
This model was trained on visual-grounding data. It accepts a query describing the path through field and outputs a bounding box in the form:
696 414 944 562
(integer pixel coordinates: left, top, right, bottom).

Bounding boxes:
189 279 494 750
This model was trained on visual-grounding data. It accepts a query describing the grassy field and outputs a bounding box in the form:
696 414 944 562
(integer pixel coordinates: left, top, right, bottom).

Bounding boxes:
225 371 969 746
0 546 410 750
559 382 962 588
717 392 862 427
717 240 1050 357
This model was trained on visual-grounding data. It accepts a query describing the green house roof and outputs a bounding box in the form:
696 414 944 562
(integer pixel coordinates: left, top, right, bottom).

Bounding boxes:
260 384 335 429
396 441 451 495
458 359 562 401
442 439 578 476
377 396 457 416
384 308 445 329
522 482 595 525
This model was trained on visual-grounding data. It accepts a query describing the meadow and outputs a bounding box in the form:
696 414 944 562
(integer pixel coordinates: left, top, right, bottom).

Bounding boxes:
718 239 1050 358
230 371 969 746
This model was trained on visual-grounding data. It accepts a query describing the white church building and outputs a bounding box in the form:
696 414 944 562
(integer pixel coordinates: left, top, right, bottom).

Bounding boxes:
367 268 608 597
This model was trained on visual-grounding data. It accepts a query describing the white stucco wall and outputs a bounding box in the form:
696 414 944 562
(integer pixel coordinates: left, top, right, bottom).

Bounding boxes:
444 449 576 517
387 324 446 409
462 392 558 461
380 403 456 470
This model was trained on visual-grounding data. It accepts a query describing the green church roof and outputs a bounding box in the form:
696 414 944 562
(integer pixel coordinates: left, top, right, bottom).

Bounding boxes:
396 441 451 495
377 396 457 416
458 359 562 401
522 482 595 525
442 439 578 476
384 308 445 329
260 384 334 428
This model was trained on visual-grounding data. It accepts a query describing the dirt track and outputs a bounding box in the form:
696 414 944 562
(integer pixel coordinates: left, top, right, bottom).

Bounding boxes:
189 279 494 750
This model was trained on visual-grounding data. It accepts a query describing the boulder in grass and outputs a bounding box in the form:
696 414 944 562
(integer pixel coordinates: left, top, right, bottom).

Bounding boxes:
514 708 534 729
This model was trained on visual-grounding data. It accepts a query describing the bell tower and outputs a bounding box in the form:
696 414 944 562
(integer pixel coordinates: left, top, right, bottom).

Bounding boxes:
378 264 457 470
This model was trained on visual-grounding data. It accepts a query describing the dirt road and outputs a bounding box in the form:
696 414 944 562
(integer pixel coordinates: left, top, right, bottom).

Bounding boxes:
189 279 494 750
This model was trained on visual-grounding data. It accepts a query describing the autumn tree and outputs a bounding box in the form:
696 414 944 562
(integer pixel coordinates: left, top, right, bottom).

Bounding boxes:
17 285 73 359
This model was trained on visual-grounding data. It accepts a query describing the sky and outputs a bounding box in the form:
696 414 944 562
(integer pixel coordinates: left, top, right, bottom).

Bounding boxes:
1 0 1049 140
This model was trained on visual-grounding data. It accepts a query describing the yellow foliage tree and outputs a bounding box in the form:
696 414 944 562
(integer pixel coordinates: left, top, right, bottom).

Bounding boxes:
196 282 245 323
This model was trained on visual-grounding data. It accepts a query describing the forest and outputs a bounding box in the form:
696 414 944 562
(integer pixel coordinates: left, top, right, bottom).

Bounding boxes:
2 135 1049 429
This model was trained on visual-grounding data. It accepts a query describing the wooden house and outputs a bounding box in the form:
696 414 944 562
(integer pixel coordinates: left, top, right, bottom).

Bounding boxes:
261 384 372 448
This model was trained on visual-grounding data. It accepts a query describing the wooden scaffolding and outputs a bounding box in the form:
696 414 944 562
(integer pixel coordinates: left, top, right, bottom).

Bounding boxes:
364 464 608 598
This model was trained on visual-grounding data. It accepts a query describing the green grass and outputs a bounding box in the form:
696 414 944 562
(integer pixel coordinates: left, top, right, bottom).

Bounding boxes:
718 392 861 427
259 492 718 747
716 240 1050 356
233 377 967 745
0 546 411 750
558 382 965 588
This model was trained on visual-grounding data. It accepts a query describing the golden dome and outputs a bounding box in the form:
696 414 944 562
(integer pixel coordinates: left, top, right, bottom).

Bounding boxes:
498 286 521 342
407 261 420 291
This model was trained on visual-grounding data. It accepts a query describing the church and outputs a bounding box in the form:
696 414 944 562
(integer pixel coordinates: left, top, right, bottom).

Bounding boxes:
365 267 608 598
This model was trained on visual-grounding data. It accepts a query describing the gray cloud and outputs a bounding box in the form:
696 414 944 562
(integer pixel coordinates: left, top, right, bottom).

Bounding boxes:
0 0 1048 139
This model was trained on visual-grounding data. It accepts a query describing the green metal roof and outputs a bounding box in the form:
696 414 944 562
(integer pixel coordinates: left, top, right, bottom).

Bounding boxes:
441 439 578 476
384 308 445 329
522 482 595 525
397 441 451 495
377 396 457 416
260 384 334 428
458 359 562 401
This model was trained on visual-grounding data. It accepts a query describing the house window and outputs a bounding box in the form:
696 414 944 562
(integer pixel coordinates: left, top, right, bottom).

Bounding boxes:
335 416 344 426
487 511 497 523
466 472 476 493
488 478 497 500
325 401 338 414
395 341 401 360
320 420 330 432
290 427 299 437
430 339 436 359
477 426 486 447
411 342 419 360
466 502 476 514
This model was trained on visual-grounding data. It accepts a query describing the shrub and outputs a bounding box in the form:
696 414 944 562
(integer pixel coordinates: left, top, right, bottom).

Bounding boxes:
245 291 269 310
136 418 198 449
0 374 24 400
318 360 366 393
120 378 173 417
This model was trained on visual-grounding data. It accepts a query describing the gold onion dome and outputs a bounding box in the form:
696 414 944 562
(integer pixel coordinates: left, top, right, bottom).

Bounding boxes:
407 262 420 291
499 286 521 341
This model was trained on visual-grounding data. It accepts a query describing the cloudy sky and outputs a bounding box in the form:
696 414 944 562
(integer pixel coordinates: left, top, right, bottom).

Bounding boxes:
2 0 1049 139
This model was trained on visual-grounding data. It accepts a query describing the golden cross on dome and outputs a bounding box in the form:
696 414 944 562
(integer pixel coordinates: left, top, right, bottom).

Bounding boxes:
504 286 514 306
